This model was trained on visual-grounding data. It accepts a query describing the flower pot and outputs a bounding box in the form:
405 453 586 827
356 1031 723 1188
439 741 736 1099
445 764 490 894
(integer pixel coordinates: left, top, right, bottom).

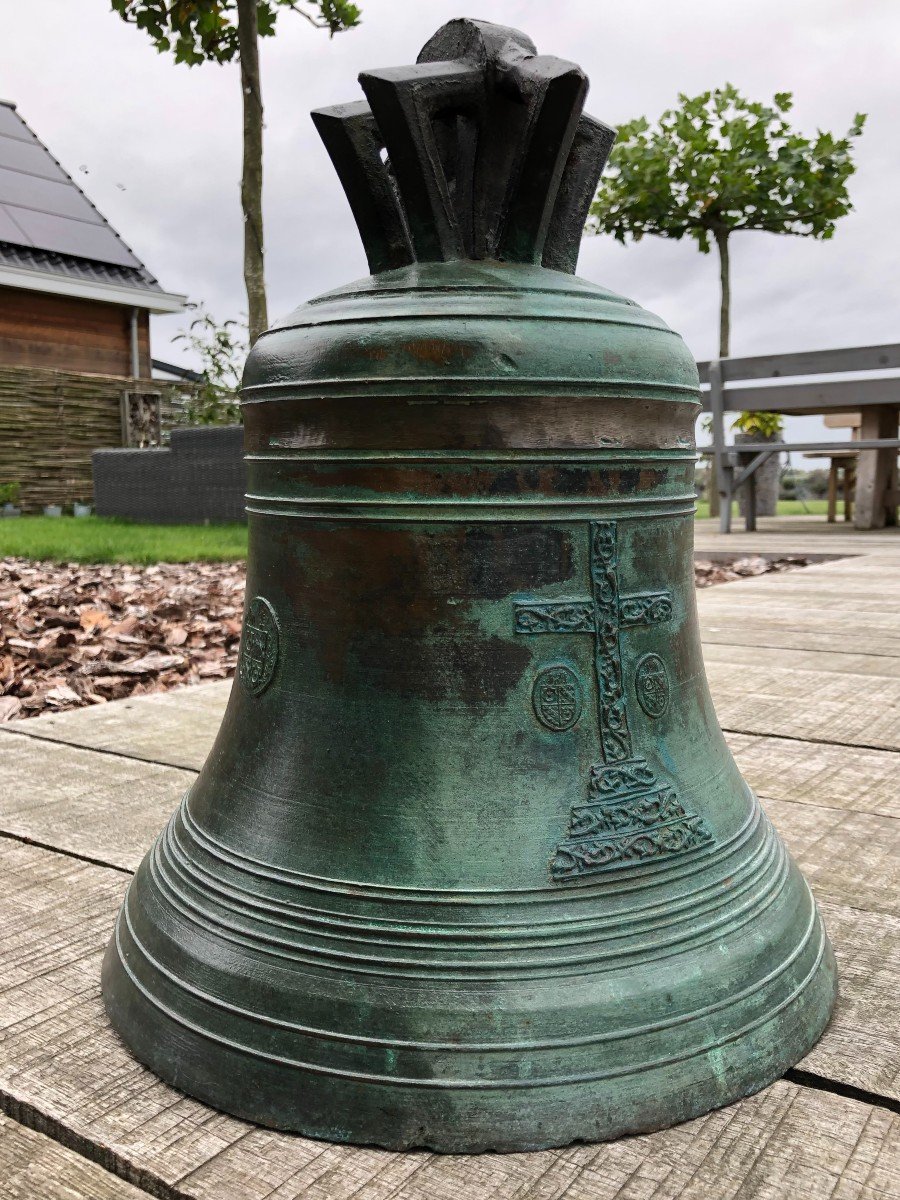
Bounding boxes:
43 504 63 518
73 503 92 518
734 433 782 518
1 503 20 518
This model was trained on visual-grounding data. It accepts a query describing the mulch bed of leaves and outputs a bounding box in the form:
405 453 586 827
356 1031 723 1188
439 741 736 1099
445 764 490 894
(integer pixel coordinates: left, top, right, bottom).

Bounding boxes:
0 560 243 723
694 554 812 588
0 554 811 722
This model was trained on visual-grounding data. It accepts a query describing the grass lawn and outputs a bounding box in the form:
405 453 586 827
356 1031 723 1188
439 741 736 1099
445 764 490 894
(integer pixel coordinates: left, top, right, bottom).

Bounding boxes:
0 516 248 565
695 498 831 520
0 501 834 565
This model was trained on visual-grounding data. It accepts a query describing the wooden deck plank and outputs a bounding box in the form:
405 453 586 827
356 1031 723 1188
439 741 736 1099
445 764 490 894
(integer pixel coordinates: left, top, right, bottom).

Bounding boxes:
705 661 900 749
692 516 900 557
178 1085 900 1200
0 1112 147 1200
0 735 194 872
702 622 900 658
2 553 896 771
701 583 900 613
725 733 900 820
0 682 229 772
806 899 900 1102
699 602 900 656
698 595 900 631
0 842 246 1185
697 553 900 658
0 531 896 1195
706 644 900 679
4 640 899 774
768 801 900 917
0 727 896 922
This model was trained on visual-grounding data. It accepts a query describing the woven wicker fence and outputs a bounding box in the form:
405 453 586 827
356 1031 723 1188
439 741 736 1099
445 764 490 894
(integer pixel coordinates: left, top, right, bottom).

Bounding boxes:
0 364 198 511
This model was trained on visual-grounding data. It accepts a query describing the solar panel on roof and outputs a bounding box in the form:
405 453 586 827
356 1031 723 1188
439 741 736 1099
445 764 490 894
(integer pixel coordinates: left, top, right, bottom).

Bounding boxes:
0 105 33 142
0 165 105 224
0 102 145 271
0 205 25 243
0 136 67 183
2 206 141 268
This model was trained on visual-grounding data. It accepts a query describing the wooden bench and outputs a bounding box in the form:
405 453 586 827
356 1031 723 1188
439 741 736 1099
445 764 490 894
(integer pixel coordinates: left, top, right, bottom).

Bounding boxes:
699 344 900 533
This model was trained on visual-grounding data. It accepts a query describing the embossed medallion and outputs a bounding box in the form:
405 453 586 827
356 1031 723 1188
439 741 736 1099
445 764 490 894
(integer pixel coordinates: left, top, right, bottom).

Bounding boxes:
635 653 670 718
239 596 280 696
514 520 713 881
533 665 582 731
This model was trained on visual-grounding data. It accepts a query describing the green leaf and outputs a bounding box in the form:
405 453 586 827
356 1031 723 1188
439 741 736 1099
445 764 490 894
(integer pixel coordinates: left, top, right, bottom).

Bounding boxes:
586 82 864 353
110 0 361 61
588 82 863 248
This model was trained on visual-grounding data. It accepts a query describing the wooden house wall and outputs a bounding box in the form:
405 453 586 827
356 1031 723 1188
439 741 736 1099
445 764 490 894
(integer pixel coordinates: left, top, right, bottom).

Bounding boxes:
0 287 150 377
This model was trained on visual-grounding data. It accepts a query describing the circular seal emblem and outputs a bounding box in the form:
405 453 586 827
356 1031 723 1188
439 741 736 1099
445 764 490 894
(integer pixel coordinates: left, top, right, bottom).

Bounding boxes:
239 596 280 696
533 665 582 732
635 653 670 718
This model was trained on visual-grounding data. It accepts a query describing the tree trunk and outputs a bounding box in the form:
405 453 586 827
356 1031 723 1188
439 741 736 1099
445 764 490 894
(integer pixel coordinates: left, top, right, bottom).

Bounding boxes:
237 0 268 344
714 227 730 359
708 227 732 519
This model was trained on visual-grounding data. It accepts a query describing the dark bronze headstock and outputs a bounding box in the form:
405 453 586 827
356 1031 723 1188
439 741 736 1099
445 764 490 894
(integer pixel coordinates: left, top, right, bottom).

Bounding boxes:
311 18 615 275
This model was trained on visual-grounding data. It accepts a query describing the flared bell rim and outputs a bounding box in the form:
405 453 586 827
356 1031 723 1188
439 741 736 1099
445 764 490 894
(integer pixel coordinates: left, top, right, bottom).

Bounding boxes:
102 919 837 1152
101 789 838 1152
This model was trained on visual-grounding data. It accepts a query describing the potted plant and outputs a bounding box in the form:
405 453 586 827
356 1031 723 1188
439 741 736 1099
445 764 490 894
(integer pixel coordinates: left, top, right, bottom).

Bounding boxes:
0 482 21 517
72 498 93 518
43 503 63 518
732 410 785 518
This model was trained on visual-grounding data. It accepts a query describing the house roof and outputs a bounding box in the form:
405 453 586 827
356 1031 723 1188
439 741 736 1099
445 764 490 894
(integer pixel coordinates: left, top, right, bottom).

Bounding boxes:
0 101 184 313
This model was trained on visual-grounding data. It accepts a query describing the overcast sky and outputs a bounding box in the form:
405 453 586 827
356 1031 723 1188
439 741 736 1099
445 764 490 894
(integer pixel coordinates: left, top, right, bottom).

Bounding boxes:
3 0 899 457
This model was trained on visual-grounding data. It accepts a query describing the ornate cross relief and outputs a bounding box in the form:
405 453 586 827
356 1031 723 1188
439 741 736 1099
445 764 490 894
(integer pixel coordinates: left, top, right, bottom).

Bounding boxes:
514 521 713 881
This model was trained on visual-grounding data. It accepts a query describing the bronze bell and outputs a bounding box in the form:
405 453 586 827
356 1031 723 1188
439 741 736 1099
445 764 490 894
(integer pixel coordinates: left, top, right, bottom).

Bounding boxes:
102 18 836 1152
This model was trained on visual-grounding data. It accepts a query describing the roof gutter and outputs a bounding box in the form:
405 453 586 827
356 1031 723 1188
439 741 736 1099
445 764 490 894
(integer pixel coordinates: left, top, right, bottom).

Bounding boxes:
0 262 186 313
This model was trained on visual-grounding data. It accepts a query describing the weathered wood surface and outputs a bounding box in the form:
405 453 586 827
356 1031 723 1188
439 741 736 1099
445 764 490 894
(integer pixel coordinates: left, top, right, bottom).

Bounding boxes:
704 644 900 679
176 1084 900 1200
0 733 194 871
2 723 898 917
2 682 229 771
705 661 900 750
727 733 900 819
0 1112 147 1199
0 838 897 1200
854 406 899 531
701 618 900 659
7 554 899 771
693 516 900 556
0 290 150 378
698 553 900 658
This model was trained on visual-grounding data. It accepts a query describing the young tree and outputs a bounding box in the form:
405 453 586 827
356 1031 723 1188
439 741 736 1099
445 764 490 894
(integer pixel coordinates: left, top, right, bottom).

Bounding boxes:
112 0 361 344
173 303 248 424
587 85 865 359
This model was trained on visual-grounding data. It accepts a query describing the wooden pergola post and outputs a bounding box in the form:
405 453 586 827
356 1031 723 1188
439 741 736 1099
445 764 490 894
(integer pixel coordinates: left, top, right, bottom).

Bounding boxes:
854 406 899 529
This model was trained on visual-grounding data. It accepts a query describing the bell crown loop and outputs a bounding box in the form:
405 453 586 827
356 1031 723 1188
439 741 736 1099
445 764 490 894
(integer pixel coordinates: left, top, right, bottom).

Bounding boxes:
311 18 615 275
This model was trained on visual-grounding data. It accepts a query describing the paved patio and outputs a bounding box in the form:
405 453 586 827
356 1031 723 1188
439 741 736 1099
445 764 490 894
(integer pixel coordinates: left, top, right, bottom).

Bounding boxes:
0 540 898 1198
